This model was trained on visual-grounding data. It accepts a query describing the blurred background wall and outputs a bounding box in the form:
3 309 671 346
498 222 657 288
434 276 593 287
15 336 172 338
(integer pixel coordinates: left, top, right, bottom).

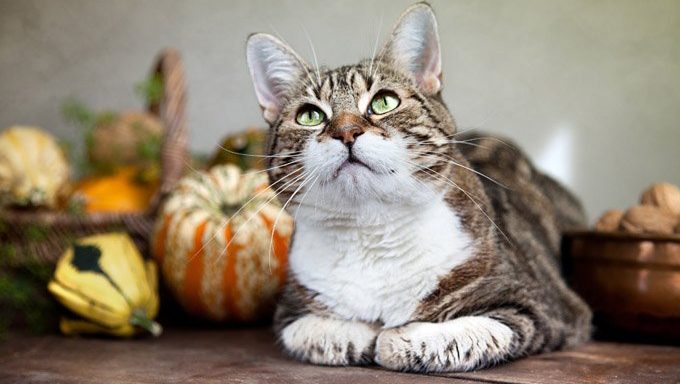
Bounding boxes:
1 0 679 220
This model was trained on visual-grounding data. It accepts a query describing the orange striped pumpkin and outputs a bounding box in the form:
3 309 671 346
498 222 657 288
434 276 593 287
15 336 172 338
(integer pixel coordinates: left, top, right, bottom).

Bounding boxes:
151 164 293 322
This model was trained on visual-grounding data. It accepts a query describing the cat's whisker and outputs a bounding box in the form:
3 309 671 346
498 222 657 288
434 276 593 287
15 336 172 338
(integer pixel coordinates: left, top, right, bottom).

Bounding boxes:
291 172 321 212
190 166 308 262
220 166 311 242
443 139 488 149
408 149 511 190
371 40 389 80
269 23 319 88
406 160 484 203
250 158 306 175
404 127 481 146
368 13 384 78
301 26 322 87
299 57 320 89
407 161 512 245
315 162 330 218
458 136 518 152
412 135 491 150
430 128 516 152
437 132 517 152
412 134 518 154
447 126 479 138
410 141 489 152
218 146 304 159
182 158 208 177
178 157 253 269
209 167 314 267
266 166 321 273
392 158 437 197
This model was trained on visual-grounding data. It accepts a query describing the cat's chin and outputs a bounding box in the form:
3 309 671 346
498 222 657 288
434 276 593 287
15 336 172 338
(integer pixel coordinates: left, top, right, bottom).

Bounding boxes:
306 170 431 211
332 167 378 195
299 132 431 207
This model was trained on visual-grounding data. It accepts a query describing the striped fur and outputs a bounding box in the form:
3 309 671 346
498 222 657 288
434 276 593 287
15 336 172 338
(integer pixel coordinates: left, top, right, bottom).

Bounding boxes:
246 2 591 373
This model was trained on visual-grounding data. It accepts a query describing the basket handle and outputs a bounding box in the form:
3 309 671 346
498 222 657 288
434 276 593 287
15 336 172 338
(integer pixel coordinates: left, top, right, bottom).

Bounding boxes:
147 48 188 214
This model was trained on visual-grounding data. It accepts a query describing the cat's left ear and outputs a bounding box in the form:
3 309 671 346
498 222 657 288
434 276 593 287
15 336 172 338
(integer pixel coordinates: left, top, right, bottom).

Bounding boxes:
381 3 442 95
246 33 309 124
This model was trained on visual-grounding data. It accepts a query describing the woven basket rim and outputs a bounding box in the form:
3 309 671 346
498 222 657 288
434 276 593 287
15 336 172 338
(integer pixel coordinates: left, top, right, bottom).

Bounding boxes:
0 208 150 227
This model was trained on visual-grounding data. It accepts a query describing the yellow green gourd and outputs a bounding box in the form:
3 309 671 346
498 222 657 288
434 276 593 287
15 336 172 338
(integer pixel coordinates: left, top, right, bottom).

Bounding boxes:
48 233 161 337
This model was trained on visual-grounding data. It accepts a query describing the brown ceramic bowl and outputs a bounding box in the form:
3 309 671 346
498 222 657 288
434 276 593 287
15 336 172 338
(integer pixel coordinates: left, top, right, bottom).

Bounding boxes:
562 231 680 343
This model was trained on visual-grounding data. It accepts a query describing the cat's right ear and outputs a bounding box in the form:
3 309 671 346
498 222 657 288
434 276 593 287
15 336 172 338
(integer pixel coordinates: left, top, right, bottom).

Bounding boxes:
380 3 442 95
246 33 308 124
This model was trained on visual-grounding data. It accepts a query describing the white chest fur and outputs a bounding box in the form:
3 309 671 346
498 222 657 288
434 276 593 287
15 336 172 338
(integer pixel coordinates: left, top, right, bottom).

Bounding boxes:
289 198 473 328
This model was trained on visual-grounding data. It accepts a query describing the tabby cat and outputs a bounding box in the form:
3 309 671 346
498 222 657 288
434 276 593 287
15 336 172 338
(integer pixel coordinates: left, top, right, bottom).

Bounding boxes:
245 2 591 373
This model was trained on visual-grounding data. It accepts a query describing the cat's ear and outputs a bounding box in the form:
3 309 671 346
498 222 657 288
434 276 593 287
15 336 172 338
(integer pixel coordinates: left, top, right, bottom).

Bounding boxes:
381 3 442 95
246 33 309 124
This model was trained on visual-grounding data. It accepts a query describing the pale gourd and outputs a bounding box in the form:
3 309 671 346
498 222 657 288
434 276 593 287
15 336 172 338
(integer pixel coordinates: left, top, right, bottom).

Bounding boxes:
151 164 293 322
0 126 70 207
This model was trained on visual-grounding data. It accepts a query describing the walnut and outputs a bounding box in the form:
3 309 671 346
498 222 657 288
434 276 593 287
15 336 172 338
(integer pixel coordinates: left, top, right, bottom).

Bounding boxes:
620 205 678 235
594 209 624 232
640 182 680 216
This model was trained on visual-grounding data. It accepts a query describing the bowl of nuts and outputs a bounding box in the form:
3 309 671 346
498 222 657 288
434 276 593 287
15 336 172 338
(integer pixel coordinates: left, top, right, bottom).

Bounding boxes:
562 182 680 343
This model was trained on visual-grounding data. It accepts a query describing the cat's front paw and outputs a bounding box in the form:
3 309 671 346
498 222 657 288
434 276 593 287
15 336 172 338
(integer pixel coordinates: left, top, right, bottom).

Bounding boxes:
375 316 514 372
280 315 378 366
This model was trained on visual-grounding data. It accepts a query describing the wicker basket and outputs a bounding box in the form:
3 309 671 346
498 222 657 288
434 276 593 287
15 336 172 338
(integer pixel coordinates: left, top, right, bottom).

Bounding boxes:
0 49 188 267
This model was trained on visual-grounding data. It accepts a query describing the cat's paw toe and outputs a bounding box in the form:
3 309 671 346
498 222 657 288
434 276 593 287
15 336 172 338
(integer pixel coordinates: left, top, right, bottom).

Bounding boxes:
281 315 377 366
374 325 418 371
375 318 514 373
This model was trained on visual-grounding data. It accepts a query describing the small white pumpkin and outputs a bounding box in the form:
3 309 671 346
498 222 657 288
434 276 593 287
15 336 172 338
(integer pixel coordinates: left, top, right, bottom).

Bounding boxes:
0 126 70 207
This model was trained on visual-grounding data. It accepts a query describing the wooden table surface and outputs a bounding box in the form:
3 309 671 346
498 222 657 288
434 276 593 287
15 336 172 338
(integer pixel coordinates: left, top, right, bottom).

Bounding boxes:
1 327 678 384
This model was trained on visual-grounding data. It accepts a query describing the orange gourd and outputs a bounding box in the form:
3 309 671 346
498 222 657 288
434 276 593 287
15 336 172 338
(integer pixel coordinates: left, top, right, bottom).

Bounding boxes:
151 164 293 322
71 167 157 213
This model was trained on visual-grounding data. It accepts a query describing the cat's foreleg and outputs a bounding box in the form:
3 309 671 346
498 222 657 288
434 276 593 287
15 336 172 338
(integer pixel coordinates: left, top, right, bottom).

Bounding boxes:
279 314 379 365
375 311 534 372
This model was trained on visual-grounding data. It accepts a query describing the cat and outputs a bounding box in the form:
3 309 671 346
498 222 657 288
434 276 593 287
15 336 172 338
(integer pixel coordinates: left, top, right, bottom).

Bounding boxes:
244 2 591 373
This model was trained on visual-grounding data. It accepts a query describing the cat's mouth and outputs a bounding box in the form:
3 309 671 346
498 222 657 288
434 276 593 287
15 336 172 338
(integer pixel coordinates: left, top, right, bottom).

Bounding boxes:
333 154 373 178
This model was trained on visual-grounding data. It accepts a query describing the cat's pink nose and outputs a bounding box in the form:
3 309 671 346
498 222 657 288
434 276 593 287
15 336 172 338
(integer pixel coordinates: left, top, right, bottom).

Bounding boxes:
332 125 363 145
327 113 367 146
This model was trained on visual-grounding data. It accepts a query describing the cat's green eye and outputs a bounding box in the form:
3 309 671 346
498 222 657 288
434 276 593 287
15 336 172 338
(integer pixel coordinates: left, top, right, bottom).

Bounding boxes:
369 92 400 115
296 106 325 126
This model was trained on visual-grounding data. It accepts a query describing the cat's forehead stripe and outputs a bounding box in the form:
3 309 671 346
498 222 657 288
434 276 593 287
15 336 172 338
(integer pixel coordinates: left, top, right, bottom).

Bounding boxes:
345 69 354 88
320 76 332 101
304 65 377 104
